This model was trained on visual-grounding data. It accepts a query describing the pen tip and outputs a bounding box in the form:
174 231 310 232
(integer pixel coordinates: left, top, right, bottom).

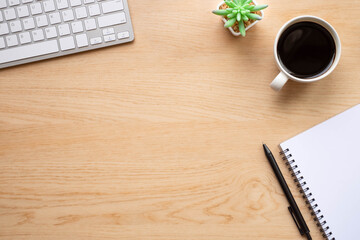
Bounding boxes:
263 143 270 153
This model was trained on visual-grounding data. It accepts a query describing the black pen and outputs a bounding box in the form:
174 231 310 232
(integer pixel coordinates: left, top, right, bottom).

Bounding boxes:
263 144 312 240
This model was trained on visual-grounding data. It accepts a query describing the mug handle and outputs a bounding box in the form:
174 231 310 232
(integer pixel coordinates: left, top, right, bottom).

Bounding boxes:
270 72 288 91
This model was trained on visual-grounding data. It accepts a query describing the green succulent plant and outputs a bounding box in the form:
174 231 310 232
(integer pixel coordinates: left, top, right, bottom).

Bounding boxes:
212 0 268 36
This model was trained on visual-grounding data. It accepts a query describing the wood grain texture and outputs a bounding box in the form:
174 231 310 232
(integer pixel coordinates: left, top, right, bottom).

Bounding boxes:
0 0 359 239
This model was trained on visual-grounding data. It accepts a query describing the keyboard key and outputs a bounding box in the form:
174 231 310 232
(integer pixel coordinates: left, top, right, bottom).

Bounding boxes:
43 0 55 12
55 0 68 10
16 5 29 18
71 21 83 33
0 12 3 21
4 8 16 20
32 29 44 41
88 4 100 16
97 12 126 28
0 23 10 35
59 36 75 50
104 34 115 42
0 36 5 48
0 1 7 8
23 17 35 30
75 34 88 47
75 7 87 19
30 3 42 15
102 27 114 35
58 23 70 36
45 26 57 38
0 37 5 48
19 31 31 44
90 36 101 45
22 0 33 3
101 0 123 14
49 12 61 24
6 34 18 47
84 18 96 30
9 20 22 32
70 0 81 7
0 40 59 64
9 0 20 7
36 15 48 27
62 9 74 22
117 31 129 39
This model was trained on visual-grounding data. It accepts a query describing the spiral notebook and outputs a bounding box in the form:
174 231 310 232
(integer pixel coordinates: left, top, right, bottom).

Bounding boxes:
279 104 360 240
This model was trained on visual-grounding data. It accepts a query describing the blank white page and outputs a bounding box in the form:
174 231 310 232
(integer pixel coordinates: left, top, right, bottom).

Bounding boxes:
280 104 360 240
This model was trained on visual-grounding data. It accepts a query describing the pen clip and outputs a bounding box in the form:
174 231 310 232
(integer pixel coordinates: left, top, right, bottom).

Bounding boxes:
288 206 304 235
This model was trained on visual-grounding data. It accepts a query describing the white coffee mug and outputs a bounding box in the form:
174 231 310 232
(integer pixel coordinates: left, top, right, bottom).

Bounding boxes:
270 16 341 91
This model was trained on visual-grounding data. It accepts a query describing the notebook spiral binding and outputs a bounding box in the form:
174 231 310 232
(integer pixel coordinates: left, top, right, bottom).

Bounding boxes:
280 148 335 240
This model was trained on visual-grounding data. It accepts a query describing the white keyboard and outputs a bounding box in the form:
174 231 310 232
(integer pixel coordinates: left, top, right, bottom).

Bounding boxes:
0 0 134 69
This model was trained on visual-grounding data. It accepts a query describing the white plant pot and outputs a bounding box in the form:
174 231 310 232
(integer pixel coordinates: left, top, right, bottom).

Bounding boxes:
217 0 264 37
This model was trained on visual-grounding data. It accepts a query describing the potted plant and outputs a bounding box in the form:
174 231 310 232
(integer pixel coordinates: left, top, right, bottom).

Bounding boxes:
212 0 268 37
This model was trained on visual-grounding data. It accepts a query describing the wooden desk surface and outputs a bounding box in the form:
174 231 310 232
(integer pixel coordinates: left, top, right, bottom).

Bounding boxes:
1 0 359 239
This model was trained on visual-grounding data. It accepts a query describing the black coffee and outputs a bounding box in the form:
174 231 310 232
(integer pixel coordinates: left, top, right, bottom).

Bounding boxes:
277 21 336 79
